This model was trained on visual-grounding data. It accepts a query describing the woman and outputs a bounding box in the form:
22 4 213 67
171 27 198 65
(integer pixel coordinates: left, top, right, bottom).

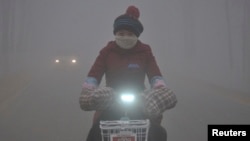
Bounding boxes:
80 5 176 141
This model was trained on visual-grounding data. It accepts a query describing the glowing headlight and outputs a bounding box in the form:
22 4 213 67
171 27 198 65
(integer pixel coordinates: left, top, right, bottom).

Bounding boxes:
120 93 135 103
55 59 60 63
71 59 76 63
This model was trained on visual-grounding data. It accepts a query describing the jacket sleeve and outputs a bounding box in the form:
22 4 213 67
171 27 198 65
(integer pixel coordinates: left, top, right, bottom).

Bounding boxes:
145 46 163 85
87 47 108 85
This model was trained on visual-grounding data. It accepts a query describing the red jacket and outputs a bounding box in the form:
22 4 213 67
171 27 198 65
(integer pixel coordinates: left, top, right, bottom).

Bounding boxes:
88 40 162 91
87 40 163 124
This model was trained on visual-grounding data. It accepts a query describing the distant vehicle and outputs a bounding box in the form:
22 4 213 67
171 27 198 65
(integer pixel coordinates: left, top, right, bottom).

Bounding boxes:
53 55 78 65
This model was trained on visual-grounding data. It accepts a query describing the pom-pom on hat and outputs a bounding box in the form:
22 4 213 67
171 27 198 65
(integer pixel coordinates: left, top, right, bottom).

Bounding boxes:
113 5 144 37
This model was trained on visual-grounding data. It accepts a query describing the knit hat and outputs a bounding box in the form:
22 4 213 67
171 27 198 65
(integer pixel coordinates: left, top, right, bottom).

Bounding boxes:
113 5 144 37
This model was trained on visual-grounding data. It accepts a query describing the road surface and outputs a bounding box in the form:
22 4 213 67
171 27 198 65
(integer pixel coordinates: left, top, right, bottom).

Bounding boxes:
0 65 249 141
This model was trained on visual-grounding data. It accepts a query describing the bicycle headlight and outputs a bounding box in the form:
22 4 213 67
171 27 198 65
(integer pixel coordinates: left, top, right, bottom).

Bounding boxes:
120 93 135 103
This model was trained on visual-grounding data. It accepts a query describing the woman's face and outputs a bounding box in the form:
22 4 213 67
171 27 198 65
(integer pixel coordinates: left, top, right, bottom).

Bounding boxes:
114 29 138 49
115 29 136 37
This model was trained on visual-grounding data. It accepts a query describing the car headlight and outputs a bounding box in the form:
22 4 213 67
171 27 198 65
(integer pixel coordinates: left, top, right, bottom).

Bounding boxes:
55 59 60 63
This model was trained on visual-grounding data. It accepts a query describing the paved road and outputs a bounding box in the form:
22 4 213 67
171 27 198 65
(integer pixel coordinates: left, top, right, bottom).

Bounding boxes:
163 75 250 141
0 65 249 141
0 65 93 141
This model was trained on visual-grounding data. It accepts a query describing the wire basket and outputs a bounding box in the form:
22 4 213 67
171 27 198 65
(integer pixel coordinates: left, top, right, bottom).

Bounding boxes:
100 120 150 141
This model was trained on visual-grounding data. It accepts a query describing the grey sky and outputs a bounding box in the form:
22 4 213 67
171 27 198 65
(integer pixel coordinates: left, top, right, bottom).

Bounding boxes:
0 0 249 92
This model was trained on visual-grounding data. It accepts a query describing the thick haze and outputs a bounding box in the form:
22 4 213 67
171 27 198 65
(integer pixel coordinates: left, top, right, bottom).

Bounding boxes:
0 1 250 141
0 0 249 91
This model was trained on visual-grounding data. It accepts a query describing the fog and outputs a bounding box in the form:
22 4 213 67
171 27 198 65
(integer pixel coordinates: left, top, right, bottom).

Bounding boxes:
1 0 249 92
0 0 250 140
